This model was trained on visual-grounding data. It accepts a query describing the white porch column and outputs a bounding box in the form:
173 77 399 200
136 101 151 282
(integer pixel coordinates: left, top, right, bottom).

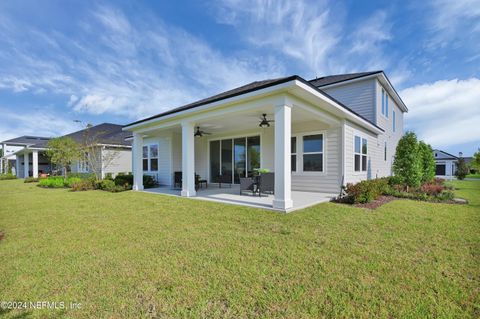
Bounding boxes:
24 151 29 178
273 103 293 210
181 121 196 197
1 143 5 173
15 156 20 178
132 132 144 191
32 150 39 178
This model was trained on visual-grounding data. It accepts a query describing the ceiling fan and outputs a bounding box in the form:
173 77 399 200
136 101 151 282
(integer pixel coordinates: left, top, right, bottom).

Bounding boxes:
259 113 274 128
194 126 211 137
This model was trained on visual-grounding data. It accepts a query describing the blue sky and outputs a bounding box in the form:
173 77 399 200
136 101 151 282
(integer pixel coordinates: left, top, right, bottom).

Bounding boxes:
0 0 479 155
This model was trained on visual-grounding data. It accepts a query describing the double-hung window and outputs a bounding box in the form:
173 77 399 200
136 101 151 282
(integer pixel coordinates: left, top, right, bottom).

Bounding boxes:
291 137 297 172
302 134 323 172
143 144 159 172
381 88 389 117
393 110 396 132
354 136 367 172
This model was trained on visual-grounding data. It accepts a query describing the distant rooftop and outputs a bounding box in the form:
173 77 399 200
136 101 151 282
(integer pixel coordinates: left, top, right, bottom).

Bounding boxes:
1 136 51 148
64 123 131 146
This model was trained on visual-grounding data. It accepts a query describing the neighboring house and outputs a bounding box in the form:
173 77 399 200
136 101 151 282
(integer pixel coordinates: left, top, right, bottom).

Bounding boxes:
64 123 132 179
123 71 407 211
0 136 52 178
2 123 132 179
433 149 459 177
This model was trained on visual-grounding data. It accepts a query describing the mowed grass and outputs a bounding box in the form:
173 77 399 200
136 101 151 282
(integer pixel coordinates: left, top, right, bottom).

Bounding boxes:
0 180 479 318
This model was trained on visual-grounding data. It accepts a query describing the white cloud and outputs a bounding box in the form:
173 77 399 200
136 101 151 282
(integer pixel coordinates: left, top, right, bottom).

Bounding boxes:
401 78 480 147
0 106 79 141
0 4 284 120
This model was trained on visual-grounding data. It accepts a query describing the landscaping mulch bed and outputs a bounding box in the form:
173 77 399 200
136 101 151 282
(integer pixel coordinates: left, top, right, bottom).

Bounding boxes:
0 230 4 241
354 196 398 210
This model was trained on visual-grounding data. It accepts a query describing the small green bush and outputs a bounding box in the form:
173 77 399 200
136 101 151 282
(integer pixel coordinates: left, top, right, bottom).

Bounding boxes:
0 173 17 180
24 177 39 183
344 178 391 204
98 179 116 190
104 173 114 181
114 173 133 188
38 177 65 188
71 179 95 191
65 177 82 188
143 175 157 189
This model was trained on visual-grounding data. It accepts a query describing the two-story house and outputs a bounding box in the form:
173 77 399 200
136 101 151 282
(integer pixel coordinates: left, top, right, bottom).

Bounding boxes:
123 71 407 212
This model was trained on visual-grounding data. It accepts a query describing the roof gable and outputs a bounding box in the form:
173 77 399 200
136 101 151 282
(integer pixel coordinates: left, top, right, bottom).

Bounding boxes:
64 123 131 146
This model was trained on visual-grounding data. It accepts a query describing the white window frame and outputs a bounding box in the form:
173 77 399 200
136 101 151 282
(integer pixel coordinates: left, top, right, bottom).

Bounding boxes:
291 131 326 176
143 144 159 172
353 134 368 173
381 88 385 116
77 152 89 173
381 87 389 118
291 136 297 172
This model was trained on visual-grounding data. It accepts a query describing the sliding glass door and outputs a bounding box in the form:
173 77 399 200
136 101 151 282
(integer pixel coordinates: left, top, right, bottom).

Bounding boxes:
210 135 260 184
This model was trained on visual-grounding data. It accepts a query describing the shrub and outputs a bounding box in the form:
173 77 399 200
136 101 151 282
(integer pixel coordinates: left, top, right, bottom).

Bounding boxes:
104 173 113 181
455 158 469 180
0 173 17 180
418 141 435 183
344 178 391 204
435 190 454 201
65 177 82 188
393 132 422 189
420 183 444 196
98 179 116 190
143 175 157 189
114 173 133 187
71 179 95 192
24 177 39 183
38 176 65 188
69 173 96 180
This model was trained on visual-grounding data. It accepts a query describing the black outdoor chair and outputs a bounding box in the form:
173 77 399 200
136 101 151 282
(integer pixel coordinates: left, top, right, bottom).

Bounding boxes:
239 177 255 195
174 171 182 189
258 172 274 195
218 174 232 188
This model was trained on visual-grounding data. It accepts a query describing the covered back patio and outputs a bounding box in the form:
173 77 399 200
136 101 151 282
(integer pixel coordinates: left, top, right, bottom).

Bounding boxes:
127 86 345 212
143 184 335 212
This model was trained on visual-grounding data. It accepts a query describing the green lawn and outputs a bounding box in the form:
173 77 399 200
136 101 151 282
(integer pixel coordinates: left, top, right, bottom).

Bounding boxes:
0 180 479 318
467 173 480 179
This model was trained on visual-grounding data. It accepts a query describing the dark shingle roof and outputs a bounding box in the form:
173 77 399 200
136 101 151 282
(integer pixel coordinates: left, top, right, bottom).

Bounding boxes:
125 76 297 127
64 123 131 146
124 73 385 132
1 136 51 148
308 71 382 87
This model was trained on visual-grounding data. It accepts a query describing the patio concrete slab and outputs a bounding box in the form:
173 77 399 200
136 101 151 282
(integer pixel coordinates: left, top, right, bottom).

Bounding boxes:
142 185 336 212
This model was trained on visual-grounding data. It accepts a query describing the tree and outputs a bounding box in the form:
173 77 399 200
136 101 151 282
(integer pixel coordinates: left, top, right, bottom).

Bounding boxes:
46 137 82 180
418 141 435 183
471 149 480 172
455 157 469 180
393 131 422 190
79 125 120 180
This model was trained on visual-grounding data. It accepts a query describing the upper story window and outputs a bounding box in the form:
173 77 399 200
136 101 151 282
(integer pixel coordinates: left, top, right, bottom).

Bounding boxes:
393 110 396 132
384 142 387 161
381 88 389 118
303 134 323 172
354 136 367 172
143 144 159 172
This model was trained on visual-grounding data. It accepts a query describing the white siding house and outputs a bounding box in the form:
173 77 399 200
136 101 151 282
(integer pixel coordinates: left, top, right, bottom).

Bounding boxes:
433 149 458 178
124 71 407 212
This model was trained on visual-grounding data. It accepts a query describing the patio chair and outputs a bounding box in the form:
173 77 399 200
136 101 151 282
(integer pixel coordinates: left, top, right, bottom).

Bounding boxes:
218 174 232 188
174 171 182 189
258 172 274 195
239 177 255 195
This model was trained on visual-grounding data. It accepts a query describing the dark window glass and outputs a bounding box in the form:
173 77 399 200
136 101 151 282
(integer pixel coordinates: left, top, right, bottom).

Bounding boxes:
303 154 323 172
142 146 148 158
234 138 246 184
303 134 323 153
247 136 260 177
362 155 367 171
143 159 148 171
354 154 361 172
221 139 232 183
291 137 296 153
362 138 367 155
291 155 296 172
150 145 158 158
354 136 361 153
210 140 220 182
384 142 387 161
150 159 158 171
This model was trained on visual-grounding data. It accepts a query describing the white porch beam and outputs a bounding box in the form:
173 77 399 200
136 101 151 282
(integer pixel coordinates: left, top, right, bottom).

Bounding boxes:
24 151 29 178
32 150 38 178
181 121 196 197
273 103 293 211
132 133 144 191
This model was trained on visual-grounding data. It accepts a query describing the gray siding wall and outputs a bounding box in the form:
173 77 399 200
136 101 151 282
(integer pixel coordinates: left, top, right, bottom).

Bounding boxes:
322 79 376 123
102 147 132 178
144 135 173 186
